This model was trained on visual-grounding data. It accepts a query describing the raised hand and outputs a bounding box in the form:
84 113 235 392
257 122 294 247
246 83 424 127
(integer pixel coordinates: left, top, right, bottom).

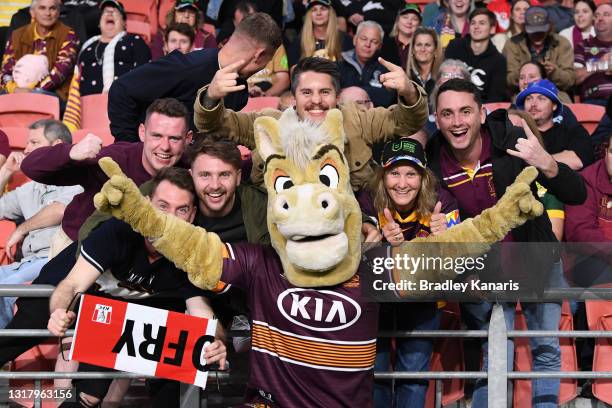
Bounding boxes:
507 118 558 178
429 201 447 236
3 152 25 174
94 158 165 238
378 57 416 100
207 59 248 100
382 208 404 246
69 133 103 161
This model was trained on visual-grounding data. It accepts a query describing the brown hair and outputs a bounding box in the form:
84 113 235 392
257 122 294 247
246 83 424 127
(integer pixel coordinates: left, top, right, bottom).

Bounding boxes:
406 27 442 84
507 109 545 147
290 57 341 95
164 22 196 45
234 12 282 55
150 166 196 198
165 3 203 29
187 133 242 170
469 7 497 26
370 164 440 221
144 98 190 129
300 6 342 62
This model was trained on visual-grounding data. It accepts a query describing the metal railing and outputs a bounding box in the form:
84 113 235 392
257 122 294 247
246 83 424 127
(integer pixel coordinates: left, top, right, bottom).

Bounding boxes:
1 286 612 407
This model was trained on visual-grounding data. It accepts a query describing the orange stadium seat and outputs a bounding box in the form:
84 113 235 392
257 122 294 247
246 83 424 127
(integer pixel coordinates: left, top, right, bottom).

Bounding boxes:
513 301 577 407
74 128 114 146
566 103 606 135
586 294 612 406
7 172 30 192
0 94 59 128
241 97 280 112
158 0 174 30
80 93 111 131
0 220 16 265
425 302 465 407
122 0 158 38
2 127 29 150
126 20 152 44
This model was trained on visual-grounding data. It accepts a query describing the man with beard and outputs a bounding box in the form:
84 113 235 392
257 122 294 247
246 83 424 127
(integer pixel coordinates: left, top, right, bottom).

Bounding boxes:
195 56 428 191
517 79 595 171
108 12 282 142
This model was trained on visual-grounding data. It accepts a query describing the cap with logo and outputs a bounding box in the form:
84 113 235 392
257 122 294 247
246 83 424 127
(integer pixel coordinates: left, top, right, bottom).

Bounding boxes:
306 0 332 9
175 0 200 11
516 79 563 117
525 6 550 34
398 3 422 21
100 0 126 20
380 139 427 170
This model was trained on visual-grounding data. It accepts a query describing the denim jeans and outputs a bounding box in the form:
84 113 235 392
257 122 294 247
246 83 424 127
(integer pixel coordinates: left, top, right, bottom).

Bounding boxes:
464 261 564 408
0 257 48 328
374 303 441 408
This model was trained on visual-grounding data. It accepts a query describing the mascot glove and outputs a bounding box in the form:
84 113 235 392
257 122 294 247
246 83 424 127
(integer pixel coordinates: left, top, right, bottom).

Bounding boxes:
94 157 166 239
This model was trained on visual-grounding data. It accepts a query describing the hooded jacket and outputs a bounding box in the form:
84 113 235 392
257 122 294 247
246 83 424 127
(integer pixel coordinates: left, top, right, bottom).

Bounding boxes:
444 36 508 103
427 109 587 243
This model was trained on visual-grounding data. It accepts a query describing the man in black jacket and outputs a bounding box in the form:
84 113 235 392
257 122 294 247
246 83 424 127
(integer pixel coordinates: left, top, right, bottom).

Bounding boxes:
444 8 508 103
107 12 282 142
428 79 586 408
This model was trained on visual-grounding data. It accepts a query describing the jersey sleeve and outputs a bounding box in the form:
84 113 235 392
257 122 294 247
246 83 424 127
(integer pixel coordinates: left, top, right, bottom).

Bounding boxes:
209 242 263 294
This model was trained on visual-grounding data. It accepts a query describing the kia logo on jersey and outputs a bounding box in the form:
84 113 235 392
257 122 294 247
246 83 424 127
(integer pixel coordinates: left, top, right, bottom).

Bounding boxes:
276 288 361 331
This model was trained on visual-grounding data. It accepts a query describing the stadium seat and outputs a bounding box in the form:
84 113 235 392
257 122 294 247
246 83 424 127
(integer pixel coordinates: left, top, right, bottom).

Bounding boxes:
586 295 612 405
513 301 577 407
425 302 465 407
0 219 16 265
126 20 152 44
0 94 60 128
566 103 606 135
80 94 111 131
74 128 114 146
484 102 511 112
7 172 30 192
122 0 158 38
9 340 59 408
2 127 29 150
241 97 280 112
158 0 174 30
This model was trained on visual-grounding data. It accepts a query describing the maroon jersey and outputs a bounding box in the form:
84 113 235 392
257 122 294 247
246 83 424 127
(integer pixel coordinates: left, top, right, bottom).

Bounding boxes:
215 243 378 408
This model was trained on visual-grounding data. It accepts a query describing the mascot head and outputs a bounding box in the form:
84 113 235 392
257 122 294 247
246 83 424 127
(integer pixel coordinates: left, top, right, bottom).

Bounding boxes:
254 109 362 287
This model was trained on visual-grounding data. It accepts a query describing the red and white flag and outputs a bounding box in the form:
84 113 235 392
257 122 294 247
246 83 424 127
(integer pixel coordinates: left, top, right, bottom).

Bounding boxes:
70 294 217 388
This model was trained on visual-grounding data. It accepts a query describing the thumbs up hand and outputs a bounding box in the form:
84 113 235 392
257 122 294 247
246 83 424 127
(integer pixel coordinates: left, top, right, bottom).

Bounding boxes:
382 208 404 246
429 201 447 236
506 118 559 178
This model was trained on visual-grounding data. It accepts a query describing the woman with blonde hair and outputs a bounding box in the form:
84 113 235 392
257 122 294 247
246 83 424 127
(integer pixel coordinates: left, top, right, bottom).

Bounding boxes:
406 27 442 96
363 138 459 408
287 0 349 67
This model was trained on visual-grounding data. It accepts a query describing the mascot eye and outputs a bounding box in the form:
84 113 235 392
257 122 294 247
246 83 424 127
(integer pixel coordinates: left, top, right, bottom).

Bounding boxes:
274 175 294 192
319 164 339 188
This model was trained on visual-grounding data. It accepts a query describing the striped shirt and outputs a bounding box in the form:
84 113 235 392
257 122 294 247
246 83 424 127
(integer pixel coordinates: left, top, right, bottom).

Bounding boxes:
1 23 78 92
214 243 378 407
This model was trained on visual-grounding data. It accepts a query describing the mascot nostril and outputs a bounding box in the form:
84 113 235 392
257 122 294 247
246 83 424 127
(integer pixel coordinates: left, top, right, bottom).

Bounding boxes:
321 200 328 209
282 202 289 210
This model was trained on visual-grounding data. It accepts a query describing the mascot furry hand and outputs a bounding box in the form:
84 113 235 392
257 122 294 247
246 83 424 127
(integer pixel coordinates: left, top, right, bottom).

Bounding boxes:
94 109 542 407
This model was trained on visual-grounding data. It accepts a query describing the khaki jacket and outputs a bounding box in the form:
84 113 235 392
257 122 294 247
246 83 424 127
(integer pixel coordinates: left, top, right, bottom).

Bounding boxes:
193 83 428 190
503 32 575 92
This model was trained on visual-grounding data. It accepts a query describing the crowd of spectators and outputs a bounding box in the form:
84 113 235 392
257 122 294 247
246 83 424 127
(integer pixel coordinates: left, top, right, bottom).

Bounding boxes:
0 0 610 407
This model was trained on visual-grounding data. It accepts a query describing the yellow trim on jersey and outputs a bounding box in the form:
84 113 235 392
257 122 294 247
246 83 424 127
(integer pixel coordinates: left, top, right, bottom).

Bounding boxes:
546 209 565 220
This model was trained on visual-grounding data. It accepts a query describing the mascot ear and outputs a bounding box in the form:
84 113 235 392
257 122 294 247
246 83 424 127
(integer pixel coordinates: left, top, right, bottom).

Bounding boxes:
320 109 345 153
254 116 283 162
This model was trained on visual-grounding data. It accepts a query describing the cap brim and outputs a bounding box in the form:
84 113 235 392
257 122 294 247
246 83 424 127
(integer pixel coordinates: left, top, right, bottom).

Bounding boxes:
525 24 550 33
384 156 426 170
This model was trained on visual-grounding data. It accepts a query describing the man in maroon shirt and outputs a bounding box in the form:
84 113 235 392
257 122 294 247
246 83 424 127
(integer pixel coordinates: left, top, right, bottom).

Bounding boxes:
21 97 192 248
426 78 586 408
